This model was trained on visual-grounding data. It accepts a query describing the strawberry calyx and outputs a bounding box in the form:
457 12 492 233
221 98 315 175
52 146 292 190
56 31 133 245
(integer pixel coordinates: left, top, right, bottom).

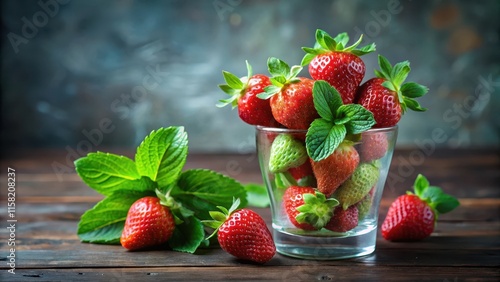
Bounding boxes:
374 54 429 113
301 29 376 66
155 188 194 225
295 191 339 230
202 198 242 240
257 57 303 100
407 174 460 221
217 60 255 108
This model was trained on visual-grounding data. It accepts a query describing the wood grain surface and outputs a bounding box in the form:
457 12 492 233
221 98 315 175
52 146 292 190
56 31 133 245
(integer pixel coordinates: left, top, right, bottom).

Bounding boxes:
0 148 499 281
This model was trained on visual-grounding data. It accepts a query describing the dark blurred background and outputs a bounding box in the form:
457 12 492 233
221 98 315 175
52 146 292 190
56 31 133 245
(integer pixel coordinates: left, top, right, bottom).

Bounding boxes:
2 0 499 156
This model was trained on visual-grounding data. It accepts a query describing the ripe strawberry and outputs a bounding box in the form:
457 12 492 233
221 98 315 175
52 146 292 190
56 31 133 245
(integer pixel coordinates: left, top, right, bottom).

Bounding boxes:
301 29 376 104
203 198 275 263
258 58 318 129
310 141 360 197
325 205 359 233
381 174 459 241
334 162 380 210
269 133 308 173
283 186 338 230
120 196 175 251
288 161 316 187
359 132 389 162
356 55 428 128
217 61 279 127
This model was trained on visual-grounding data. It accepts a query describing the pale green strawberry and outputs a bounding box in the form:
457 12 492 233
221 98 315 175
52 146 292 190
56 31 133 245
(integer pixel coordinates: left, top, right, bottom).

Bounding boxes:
356 193 372 220
269 134 307 173
334 162 379 210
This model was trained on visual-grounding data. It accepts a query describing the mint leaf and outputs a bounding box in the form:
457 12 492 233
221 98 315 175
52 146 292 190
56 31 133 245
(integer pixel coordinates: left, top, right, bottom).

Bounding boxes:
306 119 346 161
337 104 375 134
75 152 156 196
135 127 188 190
313 80 343 121
244 183 270 208
78 222 124 244
168 216 205 253
77 190 153 243
172 169 247 220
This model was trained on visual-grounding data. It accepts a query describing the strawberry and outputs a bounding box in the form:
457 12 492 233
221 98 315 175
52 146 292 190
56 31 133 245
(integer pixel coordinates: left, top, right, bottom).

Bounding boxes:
120 196 175 251
288 161 316 187
359 132 389 162
334 162 380 210
283 186 338 230
310 141 360 197
258 58 318 129
356 55 428 128
381 174 460 241
203 198 275 263
217 61 279 127
356 193 373 221
269 133 308 173
301 29 376 104
325 205 359 233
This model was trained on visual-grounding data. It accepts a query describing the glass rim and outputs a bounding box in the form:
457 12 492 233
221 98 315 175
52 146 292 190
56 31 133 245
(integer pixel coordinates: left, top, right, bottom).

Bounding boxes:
255 125 398 134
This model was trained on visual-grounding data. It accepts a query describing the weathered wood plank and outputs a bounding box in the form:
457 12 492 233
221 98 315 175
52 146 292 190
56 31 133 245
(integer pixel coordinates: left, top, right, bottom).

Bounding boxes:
2 266 500 281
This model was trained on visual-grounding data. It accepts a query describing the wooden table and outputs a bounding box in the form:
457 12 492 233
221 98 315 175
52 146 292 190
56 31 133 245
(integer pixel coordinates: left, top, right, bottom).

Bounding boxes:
1 148 499 281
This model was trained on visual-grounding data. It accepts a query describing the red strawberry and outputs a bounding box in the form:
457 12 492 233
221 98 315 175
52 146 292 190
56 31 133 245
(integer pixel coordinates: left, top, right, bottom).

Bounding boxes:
325 205 359 233
258 58 318 129
283 186 338 230
288 161 313 180
218 61 279 127
301 29 376 104
203 198 275 263
381 174 459 241
356 55 428 128
120 196 175 251
310 141 360 197
359 132 389 162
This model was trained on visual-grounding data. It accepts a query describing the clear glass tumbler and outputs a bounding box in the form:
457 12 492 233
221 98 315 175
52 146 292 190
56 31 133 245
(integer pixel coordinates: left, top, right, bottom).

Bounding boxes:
256 126 398 260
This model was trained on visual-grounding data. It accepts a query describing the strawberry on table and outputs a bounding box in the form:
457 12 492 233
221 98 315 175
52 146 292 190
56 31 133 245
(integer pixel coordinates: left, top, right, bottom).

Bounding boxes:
257 58 317 130
283 186 338 230
356 55 429 128
301 29 376 104
120 196 176 251
203 198 276 264
381 174 460 241
217 61 279 127
310 141 360 197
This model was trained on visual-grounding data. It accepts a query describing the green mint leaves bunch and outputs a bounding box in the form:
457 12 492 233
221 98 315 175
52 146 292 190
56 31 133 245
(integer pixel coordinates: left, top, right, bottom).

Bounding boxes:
75 126 248 253
306 80 375 161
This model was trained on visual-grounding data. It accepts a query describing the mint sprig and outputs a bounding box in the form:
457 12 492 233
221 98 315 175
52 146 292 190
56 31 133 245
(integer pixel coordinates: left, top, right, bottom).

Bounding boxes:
306 80 375 161
75 126 247 253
